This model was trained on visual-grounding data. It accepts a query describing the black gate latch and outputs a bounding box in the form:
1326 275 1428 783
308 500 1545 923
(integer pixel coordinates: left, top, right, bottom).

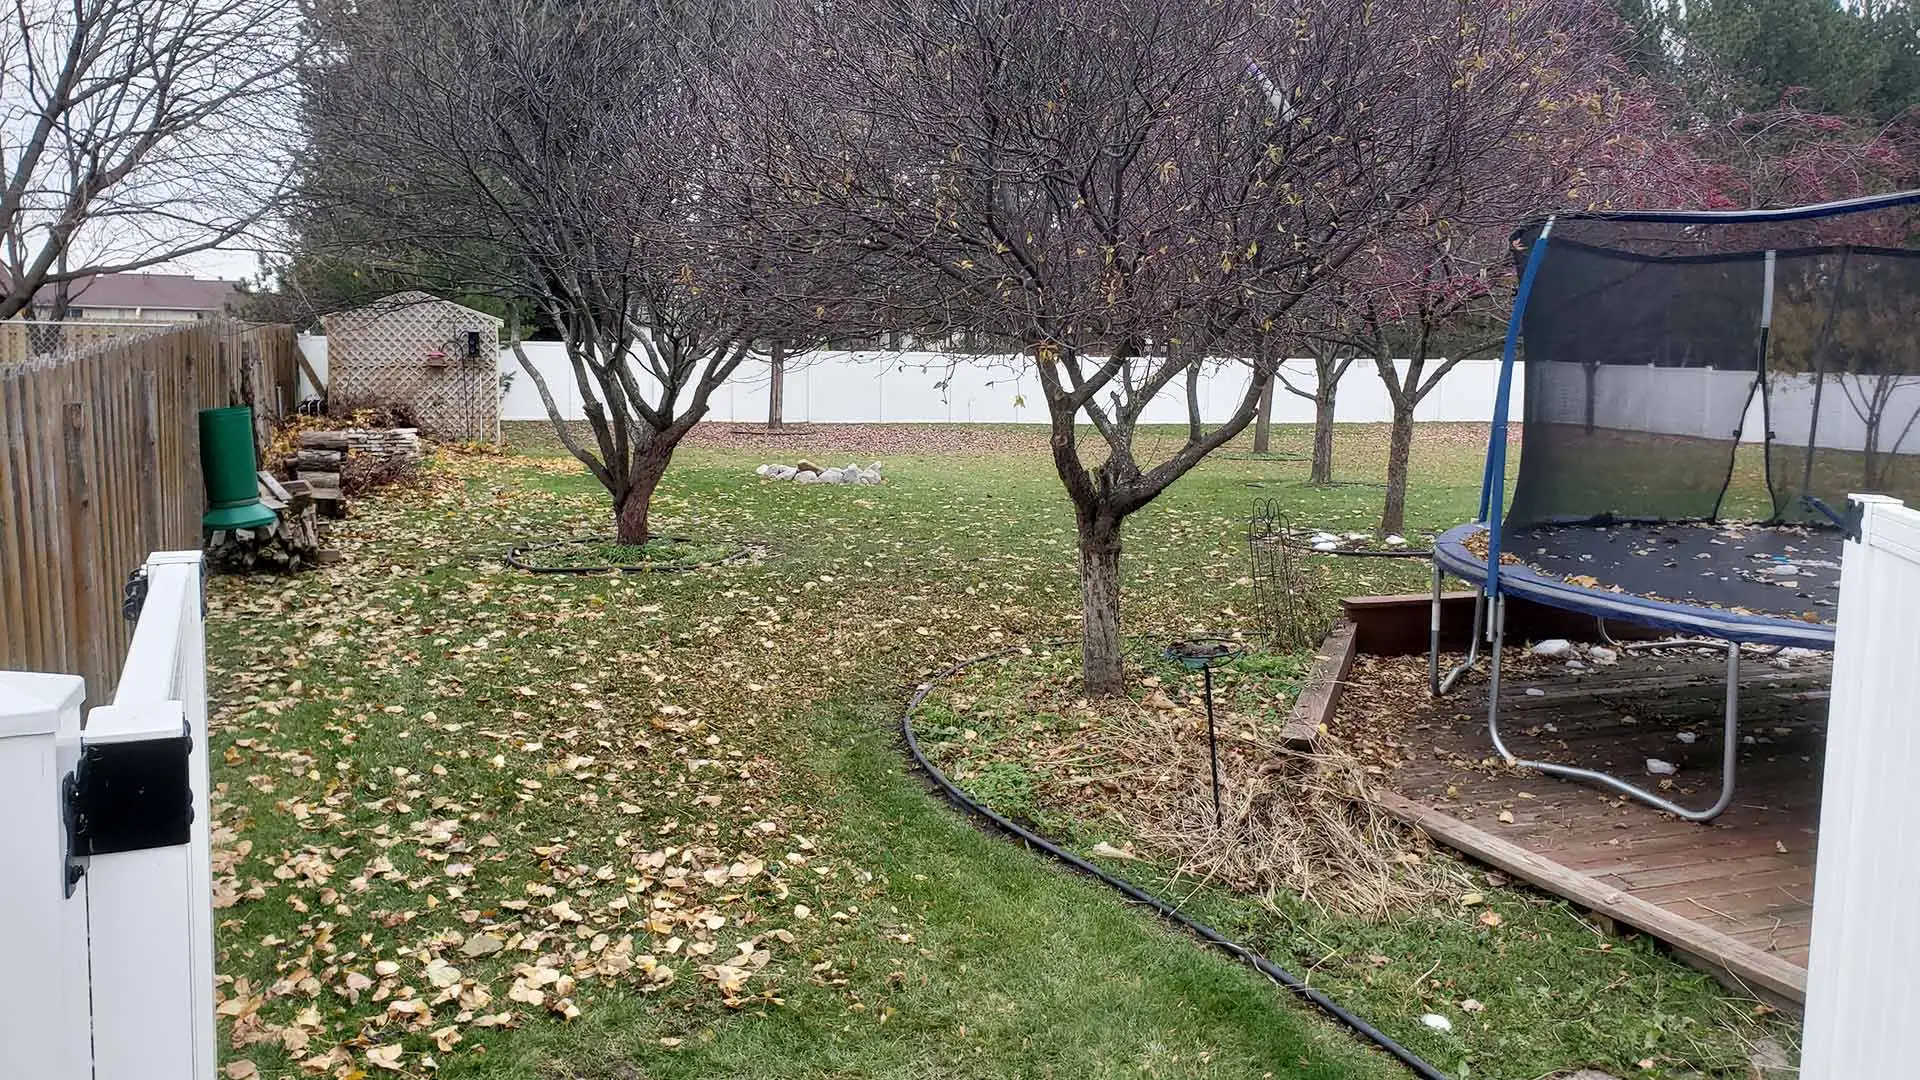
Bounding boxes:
63 735 194 896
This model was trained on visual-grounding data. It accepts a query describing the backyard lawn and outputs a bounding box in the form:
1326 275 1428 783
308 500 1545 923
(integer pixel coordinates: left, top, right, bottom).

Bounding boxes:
205 422 1786 1080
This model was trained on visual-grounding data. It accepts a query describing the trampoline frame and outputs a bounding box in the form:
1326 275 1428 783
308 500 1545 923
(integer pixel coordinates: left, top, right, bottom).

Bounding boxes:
1425 193 1920 821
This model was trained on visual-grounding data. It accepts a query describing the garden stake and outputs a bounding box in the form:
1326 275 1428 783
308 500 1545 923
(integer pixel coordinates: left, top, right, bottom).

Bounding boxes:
1164 639 1245 830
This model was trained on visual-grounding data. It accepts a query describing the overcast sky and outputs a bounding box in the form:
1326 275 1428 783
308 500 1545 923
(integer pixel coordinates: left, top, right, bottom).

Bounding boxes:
155 245 269 283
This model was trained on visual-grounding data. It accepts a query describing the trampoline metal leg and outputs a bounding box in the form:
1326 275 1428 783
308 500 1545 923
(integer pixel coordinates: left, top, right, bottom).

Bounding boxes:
1429 562 1443 696
1493 636 1739 824
1436 588 1485 697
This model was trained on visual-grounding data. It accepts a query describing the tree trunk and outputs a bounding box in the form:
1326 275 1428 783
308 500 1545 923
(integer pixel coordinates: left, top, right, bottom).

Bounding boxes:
1252 379 1274 453
1077 511 1125 696
1381 405 1415 535
768 341 786 430
1311 385 1336 484
614 446 673 544
1185 361 1204 443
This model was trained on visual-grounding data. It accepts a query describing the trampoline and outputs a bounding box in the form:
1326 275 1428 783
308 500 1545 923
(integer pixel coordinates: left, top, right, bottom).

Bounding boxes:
1432 190 1920 821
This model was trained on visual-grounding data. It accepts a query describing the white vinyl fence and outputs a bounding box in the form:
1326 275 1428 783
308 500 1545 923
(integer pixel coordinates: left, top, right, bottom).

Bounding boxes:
0 552 214 1080
297 334 1517 426
1803 495 1920 1078
297 333 1920 454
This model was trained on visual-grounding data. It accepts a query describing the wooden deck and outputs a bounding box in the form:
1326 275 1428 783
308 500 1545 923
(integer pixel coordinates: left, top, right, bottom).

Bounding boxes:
1349 646 1829 1004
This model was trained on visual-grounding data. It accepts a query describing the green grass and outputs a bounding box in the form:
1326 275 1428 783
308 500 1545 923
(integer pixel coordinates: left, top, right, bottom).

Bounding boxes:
916 642 1793 1080
511 535 744 571
203 420 1781 1080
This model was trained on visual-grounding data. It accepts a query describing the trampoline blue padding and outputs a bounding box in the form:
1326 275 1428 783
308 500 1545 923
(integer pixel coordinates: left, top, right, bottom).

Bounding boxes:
1435 523 1836 650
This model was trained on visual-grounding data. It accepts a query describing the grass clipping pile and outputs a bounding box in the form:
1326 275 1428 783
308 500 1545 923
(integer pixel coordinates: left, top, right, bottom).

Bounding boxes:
921 646 1449 919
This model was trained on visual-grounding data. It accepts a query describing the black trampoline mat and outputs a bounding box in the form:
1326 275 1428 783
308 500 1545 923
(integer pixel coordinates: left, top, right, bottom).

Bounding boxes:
1500 521 1843 623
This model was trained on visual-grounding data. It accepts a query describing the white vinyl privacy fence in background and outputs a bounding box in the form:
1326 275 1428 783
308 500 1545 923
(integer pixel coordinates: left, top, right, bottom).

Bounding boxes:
0 551 215 1080
296 332 1920 451
1803 495 1920 1079
298 334 1522 427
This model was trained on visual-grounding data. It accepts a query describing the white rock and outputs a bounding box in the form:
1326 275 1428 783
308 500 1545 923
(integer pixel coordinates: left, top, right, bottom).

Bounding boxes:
857 468 882 484
1311 531 1341 544
867 461 884 474
1565 659 1585 670
773 466 797 480
1420 1013 1453 1033
1646 758 1677 776
1312 541 1339 552
755 464 773 477
844 462 860 475
1676 732 1698 744
1530 639 1573 658
1346 532 1368 541
1384 534 1408 546
794 471 821 485
819 468 845 484
1524 687 1546 697
1588 646 1619 665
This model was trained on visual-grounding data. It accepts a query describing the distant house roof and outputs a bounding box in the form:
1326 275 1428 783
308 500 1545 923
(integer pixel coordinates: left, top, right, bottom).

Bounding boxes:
34 273 239 314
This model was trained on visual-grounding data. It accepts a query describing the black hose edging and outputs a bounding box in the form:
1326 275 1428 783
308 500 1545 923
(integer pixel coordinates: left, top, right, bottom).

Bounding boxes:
504 535 755 575
901 650 1452 1080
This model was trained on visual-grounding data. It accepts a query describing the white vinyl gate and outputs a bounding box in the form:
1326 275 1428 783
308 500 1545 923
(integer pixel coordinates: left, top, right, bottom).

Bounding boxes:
0 552 215 1080
1804 495 1920 1078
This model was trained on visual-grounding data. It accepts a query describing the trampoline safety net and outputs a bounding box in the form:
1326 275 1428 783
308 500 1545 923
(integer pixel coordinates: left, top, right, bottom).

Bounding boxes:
1506 202 1920 534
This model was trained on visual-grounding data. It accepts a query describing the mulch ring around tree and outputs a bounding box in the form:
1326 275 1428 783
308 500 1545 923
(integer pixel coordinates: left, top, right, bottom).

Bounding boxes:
504 535 760 574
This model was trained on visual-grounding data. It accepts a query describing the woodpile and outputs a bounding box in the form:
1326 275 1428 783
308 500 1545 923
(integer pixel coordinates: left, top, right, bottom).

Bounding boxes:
205 472 342 572
279 427 422 517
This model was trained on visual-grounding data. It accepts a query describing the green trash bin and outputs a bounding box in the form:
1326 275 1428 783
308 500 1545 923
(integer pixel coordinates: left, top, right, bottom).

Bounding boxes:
199 406 278 530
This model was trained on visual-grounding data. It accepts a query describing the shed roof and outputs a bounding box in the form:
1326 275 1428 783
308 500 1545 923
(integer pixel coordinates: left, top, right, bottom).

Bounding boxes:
321 291 505 333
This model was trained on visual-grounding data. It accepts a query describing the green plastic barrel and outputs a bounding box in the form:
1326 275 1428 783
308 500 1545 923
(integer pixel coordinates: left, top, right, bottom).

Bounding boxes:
199 406 277 530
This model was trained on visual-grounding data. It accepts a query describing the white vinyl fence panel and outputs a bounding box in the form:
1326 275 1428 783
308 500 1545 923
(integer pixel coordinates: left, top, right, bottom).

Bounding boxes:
1803 495 1920 1079
486 340 1523 426
301 331 1920 455
0 551 215 1080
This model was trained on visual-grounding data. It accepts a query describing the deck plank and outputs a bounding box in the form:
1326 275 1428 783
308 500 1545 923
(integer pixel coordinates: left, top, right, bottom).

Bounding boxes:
1346 647 1829 1005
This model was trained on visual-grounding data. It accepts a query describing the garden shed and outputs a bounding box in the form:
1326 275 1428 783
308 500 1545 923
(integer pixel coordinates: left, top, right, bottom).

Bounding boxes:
321 291 502 443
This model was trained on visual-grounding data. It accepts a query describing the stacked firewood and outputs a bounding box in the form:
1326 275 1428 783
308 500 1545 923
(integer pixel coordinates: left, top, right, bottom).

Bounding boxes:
280 428 421 517
284 431 349 519
205 472 342 572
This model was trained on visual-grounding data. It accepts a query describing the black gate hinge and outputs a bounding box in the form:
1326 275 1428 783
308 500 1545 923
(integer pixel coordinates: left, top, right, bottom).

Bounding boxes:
121 566 149 622
63 734 195 896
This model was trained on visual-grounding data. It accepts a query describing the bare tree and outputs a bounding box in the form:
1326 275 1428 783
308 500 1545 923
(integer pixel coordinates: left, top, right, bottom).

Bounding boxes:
1315 228 1512 535
1277 340 1357 485
0 0 298 319
304 0 835 543
773 0 1621 693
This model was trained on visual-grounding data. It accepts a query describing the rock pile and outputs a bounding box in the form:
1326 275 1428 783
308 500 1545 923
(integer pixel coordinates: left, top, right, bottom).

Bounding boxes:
755 459 885 485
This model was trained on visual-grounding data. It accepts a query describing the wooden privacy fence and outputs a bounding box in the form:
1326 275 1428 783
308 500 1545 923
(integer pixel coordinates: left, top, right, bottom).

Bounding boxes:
0 320 298 700
0 321 176 366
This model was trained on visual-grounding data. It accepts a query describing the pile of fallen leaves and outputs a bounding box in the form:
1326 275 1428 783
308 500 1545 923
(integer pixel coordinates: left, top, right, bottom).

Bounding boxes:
202 455 911 1077
922 647 1453 919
